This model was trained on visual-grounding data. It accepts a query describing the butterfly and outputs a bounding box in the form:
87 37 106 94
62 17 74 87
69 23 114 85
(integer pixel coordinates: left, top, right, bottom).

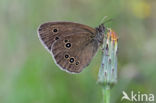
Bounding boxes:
37 22 105 73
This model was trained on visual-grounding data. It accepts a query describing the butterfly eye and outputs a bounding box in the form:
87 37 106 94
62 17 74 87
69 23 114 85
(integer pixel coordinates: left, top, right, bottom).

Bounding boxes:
64 54 69 58
55 37 59 40
76 61 79 65
69 58 74 63
66 43 71 48
53 28 58 33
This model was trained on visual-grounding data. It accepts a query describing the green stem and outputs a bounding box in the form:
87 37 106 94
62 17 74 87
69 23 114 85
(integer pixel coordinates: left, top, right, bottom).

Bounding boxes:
102 85 110 103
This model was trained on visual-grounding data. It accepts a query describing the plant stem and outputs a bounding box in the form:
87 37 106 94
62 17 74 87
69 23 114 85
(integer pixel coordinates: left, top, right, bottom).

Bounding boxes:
102 85 110 103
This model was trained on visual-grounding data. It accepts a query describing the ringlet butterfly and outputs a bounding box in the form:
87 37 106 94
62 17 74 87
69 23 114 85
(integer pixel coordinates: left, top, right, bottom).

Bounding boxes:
37 22 105 73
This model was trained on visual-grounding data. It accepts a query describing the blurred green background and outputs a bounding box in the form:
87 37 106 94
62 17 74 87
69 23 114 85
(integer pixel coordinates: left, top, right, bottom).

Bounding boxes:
0 0 156 103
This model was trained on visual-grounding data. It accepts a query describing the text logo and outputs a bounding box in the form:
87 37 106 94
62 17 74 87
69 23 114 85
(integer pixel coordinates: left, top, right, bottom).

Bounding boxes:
121 91 154 102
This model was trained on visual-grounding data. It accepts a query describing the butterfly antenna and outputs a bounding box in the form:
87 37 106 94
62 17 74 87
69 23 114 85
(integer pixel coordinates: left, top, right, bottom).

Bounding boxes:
99 16 108 24
99 16 113 25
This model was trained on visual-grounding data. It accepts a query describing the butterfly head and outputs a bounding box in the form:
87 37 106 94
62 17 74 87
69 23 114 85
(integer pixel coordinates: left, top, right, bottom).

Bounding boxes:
95 24 106 44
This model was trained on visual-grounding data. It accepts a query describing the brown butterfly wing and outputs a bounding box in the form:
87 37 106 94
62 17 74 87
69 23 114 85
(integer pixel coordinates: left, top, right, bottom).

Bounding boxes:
37 22 96 52
51 33 99 73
